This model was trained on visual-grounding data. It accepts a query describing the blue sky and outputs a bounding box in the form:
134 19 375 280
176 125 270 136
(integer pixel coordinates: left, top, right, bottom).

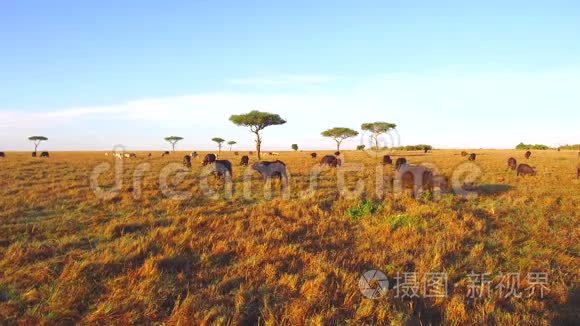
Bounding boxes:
1 0 579 150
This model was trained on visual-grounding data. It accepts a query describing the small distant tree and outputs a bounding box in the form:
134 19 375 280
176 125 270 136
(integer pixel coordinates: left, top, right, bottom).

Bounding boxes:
229 110 287 159
164 136 183 152
227 141 237 151
361 122 397 150
321 127 359 151
291 144 298 151
212 137 225 154
28 136 48 153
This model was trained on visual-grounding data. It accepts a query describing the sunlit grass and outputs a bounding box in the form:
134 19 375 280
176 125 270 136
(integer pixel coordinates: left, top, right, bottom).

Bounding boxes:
0 149 578 324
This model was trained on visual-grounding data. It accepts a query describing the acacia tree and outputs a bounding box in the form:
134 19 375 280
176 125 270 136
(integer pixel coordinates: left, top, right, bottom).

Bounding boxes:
164 136 183 152
28 136 48 153
229 110 287 159
321 127 359 151
361 122 397 150
212 137 225 154
227 140 237 151
291 144 298 151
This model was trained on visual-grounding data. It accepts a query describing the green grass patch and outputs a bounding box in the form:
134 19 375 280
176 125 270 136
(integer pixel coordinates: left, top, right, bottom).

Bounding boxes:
346 200 380 220
385 214 424 231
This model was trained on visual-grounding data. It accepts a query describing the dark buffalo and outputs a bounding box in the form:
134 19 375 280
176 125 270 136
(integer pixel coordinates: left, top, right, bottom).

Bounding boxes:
234 151 239 156
524 151 532 159
147 153 152 159
320 155 340 167
183 155 192 168
191 151 198 158
399 167 435 197
424 148 429 153
252 160 289 184
334 151 340 156
32 151 37 157
40 151 49 158
517 164 536 176
0 152 4 158
211 160 233 179
461 151 468 157
577 166 580 179
468 153 476 161
507 157 517 170
395 157 407 170
202 153 217 166
240 155 249 166
382 155 392 165
310 152 317 159
162 151 170 157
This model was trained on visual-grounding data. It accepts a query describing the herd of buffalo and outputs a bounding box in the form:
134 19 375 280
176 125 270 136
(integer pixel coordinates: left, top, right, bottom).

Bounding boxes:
0 150 578 184
171 149 580 192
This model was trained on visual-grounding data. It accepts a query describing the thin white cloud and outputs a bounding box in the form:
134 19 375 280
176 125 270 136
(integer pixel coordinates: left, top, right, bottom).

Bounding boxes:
1 69 579 150
227 74 339 86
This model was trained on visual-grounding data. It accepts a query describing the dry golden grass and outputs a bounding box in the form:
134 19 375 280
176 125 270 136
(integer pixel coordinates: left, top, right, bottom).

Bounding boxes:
0 149 578 324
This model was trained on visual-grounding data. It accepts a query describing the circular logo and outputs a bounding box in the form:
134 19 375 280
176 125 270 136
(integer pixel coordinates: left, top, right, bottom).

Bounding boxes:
359 269 389 299
359 129 401 158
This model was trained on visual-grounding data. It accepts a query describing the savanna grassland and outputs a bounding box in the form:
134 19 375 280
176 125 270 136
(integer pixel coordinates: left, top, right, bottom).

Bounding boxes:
0 149 578 324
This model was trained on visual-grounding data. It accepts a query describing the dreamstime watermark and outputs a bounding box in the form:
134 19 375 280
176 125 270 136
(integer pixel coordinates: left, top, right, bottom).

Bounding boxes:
89 145 484 201
359 270 549 300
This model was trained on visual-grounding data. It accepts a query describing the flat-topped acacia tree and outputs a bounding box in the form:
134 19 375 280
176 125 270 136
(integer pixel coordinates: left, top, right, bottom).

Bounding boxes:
28 136 48 153
321 127 359 152
361 122 397 150
291 144 298 151
212 137 225 155
229 110 287 159
164 136 183 152
227 140 237 151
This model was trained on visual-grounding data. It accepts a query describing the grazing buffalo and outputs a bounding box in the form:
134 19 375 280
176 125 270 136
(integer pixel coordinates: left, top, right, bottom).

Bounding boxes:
211 160 233 179
461 151 468 157
148 153 152 159
0 152 4 158
310 152 317 159
183 155 192 168
191 151 198 158
252 160 289 185
240 155 249 166
524 151 532 159
234 151 239 156
162 151 170 157
202 153 217 166
32 152 37 157
424 148 429 153
395 157 407 170
320 155 341 167
507 157 517 170
382 155 392 165
517 164 536 176
577 167 580 179
40 151 49 158
468 153 476 161
395 165 441 197
334 151 341 156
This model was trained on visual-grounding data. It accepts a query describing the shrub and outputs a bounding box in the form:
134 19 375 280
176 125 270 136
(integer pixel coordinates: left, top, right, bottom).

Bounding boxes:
515 142 551 150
